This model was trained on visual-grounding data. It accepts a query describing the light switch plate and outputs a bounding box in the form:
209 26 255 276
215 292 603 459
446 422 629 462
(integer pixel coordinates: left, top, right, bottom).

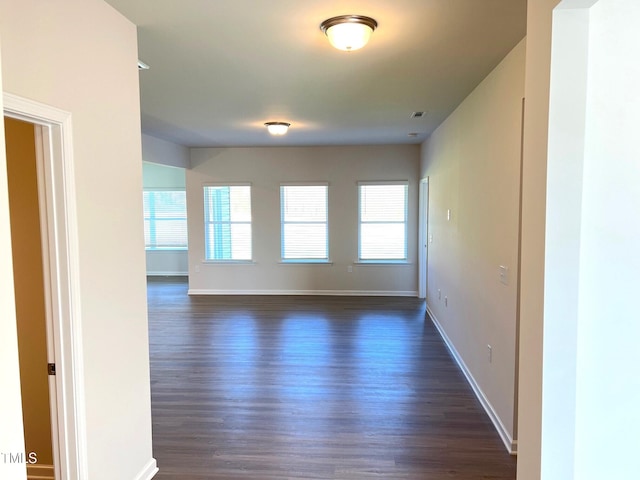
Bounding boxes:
499 265 508 285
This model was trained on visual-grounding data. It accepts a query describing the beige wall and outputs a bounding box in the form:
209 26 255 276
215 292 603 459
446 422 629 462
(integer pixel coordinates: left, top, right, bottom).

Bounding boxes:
420 39 525 449
0 36 26 480
5 118 53 467
188 145 420 295
142 133 190 169
516 0 562 478
0 0 155 478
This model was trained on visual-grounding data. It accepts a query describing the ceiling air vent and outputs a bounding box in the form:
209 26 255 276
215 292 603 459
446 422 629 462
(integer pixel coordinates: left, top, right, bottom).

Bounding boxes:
411 111 425 119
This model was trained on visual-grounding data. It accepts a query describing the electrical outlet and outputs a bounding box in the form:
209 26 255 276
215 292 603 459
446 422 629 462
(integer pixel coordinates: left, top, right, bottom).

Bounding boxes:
347 265 353 273
447 209 451 221
429 234 433 244
195 265 200 273
488 344 492 363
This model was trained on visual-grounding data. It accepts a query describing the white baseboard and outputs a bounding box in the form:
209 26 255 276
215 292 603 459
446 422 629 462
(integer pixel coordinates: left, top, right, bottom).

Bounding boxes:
27 464 54 480
133 458 158 480
426 305 517 454
188 289 418 297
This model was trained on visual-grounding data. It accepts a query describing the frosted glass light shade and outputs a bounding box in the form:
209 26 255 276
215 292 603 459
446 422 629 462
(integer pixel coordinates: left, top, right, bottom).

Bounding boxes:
265 122 290 135
321 15 378 52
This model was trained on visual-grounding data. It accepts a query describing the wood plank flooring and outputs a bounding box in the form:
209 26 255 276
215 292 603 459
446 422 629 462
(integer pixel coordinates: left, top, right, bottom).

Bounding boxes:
147 277 516 479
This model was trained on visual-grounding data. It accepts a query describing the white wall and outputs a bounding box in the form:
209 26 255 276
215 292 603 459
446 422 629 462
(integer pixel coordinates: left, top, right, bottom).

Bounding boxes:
539 4 592 477
188 145 420 295
142 133 190 168
543 1 640 479
143 161 188 276
516 0 562 478
0 1 155 479
420 40 525 451
575 3 640 476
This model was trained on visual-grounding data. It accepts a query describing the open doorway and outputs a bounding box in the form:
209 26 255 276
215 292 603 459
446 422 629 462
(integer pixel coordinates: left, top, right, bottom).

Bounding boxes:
4 116 56 479
3 93 87 480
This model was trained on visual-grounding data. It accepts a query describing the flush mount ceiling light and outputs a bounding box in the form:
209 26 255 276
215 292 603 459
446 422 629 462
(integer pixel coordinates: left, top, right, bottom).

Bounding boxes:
265 122 291 135
320 15 378 51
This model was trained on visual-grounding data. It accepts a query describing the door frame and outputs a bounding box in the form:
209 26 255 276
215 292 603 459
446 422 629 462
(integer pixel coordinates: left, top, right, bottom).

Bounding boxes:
418 177 429 299
4 93 88 479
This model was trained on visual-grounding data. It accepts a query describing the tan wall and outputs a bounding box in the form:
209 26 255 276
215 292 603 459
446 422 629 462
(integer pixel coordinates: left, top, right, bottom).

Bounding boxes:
5 117 53 467
516 0 562 478
188 145 420 295
420 39 525 449
142 133 190 169
0 0 155 478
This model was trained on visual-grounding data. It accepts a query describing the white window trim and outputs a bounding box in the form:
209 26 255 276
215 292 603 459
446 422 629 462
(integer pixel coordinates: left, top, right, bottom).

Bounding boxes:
278 260 334 265
203 183 253 262
202 259 257 265
280 182 330 263
357 180 409 262
354 260 412 265
143 187 188 251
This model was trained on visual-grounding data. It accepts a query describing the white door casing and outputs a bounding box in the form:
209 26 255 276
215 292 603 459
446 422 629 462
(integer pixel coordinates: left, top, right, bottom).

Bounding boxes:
3 93 88 480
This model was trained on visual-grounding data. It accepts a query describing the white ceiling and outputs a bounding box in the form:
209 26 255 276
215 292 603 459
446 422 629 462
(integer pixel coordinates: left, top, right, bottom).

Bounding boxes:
104 0 526 148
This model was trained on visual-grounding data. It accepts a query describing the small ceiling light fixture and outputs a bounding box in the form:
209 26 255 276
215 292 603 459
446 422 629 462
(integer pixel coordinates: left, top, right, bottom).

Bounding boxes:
265 122 291 136
137 60 150 70
320 15 378 51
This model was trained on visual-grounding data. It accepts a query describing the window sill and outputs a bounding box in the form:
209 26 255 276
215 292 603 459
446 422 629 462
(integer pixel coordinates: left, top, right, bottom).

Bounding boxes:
354 260 412 266
202 260 257 265
278 260 333 265
146 247 188 252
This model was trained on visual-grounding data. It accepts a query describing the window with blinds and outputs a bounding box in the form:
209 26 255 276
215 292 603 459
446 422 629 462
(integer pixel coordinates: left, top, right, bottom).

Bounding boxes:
358 182 408 261
143 190 188 250
203 185 252 261
280 184 328 261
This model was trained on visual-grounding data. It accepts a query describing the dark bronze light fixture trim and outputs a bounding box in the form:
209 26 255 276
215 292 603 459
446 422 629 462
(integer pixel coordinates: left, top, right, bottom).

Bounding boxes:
320 15 378 34
320 15 379 51
265 122 291 135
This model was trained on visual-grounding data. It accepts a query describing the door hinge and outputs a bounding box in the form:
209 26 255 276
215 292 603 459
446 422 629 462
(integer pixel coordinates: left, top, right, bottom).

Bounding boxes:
48 363 56 376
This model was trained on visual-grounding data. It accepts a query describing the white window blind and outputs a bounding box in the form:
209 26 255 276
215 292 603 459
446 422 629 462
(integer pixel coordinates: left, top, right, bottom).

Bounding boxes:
359 182 408 260
143 190 188 250
204 185 252 260
280 185 328 260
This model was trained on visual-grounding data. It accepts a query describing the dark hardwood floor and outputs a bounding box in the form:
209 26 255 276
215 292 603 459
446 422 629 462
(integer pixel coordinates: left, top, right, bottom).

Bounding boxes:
147 277 516 479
